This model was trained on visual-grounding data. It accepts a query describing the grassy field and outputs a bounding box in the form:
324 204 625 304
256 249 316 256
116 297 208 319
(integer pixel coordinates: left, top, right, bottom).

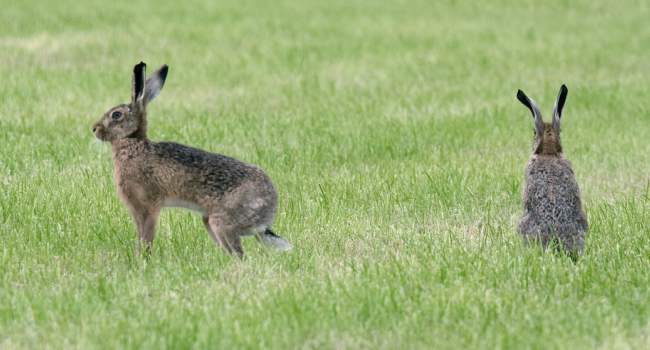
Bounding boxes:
1 0 650 348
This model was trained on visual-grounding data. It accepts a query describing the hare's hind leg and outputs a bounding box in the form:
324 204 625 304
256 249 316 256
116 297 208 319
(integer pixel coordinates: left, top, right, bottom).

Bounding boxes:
205 215 244 258
560 232 585 260
202 216 227 250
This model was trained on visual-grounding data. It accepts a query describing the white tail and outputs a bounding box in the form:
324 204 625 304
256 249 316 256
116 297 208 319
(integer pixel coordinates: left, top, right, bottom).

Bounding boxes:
258 229 292 251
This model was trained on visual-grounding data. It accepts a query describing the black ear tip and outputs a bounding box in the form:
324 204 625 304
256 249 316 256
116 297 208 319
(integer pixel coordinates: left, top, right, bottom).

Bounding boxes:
516 89 528 103
134 61 146 71
160 65 169 78
560 84 568 94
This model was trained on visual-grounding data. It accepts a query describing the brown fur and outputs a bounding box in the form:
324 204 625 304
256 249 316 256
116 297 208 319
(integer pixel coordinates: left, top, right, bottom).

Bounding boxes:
516 85 588 257
93 62 290 257
536 123 562 155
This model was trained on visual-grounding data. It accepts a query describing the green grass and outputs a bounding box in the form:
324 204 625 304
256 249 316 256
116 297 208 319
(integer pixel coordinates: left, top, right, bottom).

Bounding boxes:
1 0 650 348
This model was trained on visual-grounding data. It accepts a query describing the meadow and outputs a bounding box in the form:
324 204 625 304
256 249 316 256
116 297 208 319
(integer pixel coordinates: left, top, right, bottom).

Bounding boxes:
1 0 650 348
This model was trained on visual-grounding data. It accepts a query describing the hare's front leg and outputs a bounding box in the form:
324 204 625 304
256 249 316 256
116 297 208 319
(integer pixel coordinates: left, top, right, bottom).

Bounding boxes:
129 206 160 256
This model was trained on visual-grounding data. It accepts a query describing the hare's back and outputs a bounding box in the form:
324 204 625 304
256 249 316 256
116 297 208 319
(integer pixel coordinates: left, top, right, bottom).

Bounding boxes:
526 158 583 225
152 141 265 196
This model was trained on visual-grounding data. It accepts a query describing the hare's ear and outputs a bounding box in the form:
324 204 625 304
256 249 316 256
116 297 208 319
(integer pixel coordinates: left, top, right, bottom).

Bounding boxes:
144 64 169 105
132 62 146 105
517 89 543 135
552 84 568 131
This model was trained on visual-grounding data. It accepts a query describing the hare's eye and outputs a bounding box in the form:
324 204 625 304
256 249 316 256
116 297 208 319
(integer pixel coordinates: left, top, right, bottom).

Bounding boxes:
111 111 122 120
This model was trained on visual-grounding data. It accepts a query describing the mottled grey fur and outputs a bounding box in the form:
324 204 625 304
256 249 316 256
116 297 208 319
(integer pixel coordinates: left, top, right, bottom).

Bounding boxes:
93 62 291 258
516 85 588 256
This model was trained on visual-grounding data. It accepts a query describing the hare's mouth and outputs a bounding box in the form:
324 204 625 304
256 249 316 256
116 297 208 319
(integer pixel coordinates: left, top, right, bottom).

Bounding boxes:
93 127 109 142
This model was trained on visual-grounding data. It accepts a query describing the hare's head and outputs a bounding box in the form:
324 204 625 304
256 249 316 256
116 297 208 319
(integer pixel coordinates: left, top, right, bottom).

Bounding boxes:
93 62 168 142
516 85 568 156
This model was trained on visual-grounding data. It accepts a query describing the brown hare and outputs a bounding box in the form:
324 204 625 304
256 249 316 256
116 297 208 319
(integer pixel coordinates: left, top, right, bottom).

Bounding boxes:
516 85 588 258
92 62 290 258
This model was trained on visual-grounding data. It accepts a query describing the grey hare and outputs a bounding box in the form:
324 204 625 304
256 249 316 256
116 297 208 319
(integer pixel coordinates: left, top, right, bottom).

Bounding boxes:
93 62 291 258
516 85 588 257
